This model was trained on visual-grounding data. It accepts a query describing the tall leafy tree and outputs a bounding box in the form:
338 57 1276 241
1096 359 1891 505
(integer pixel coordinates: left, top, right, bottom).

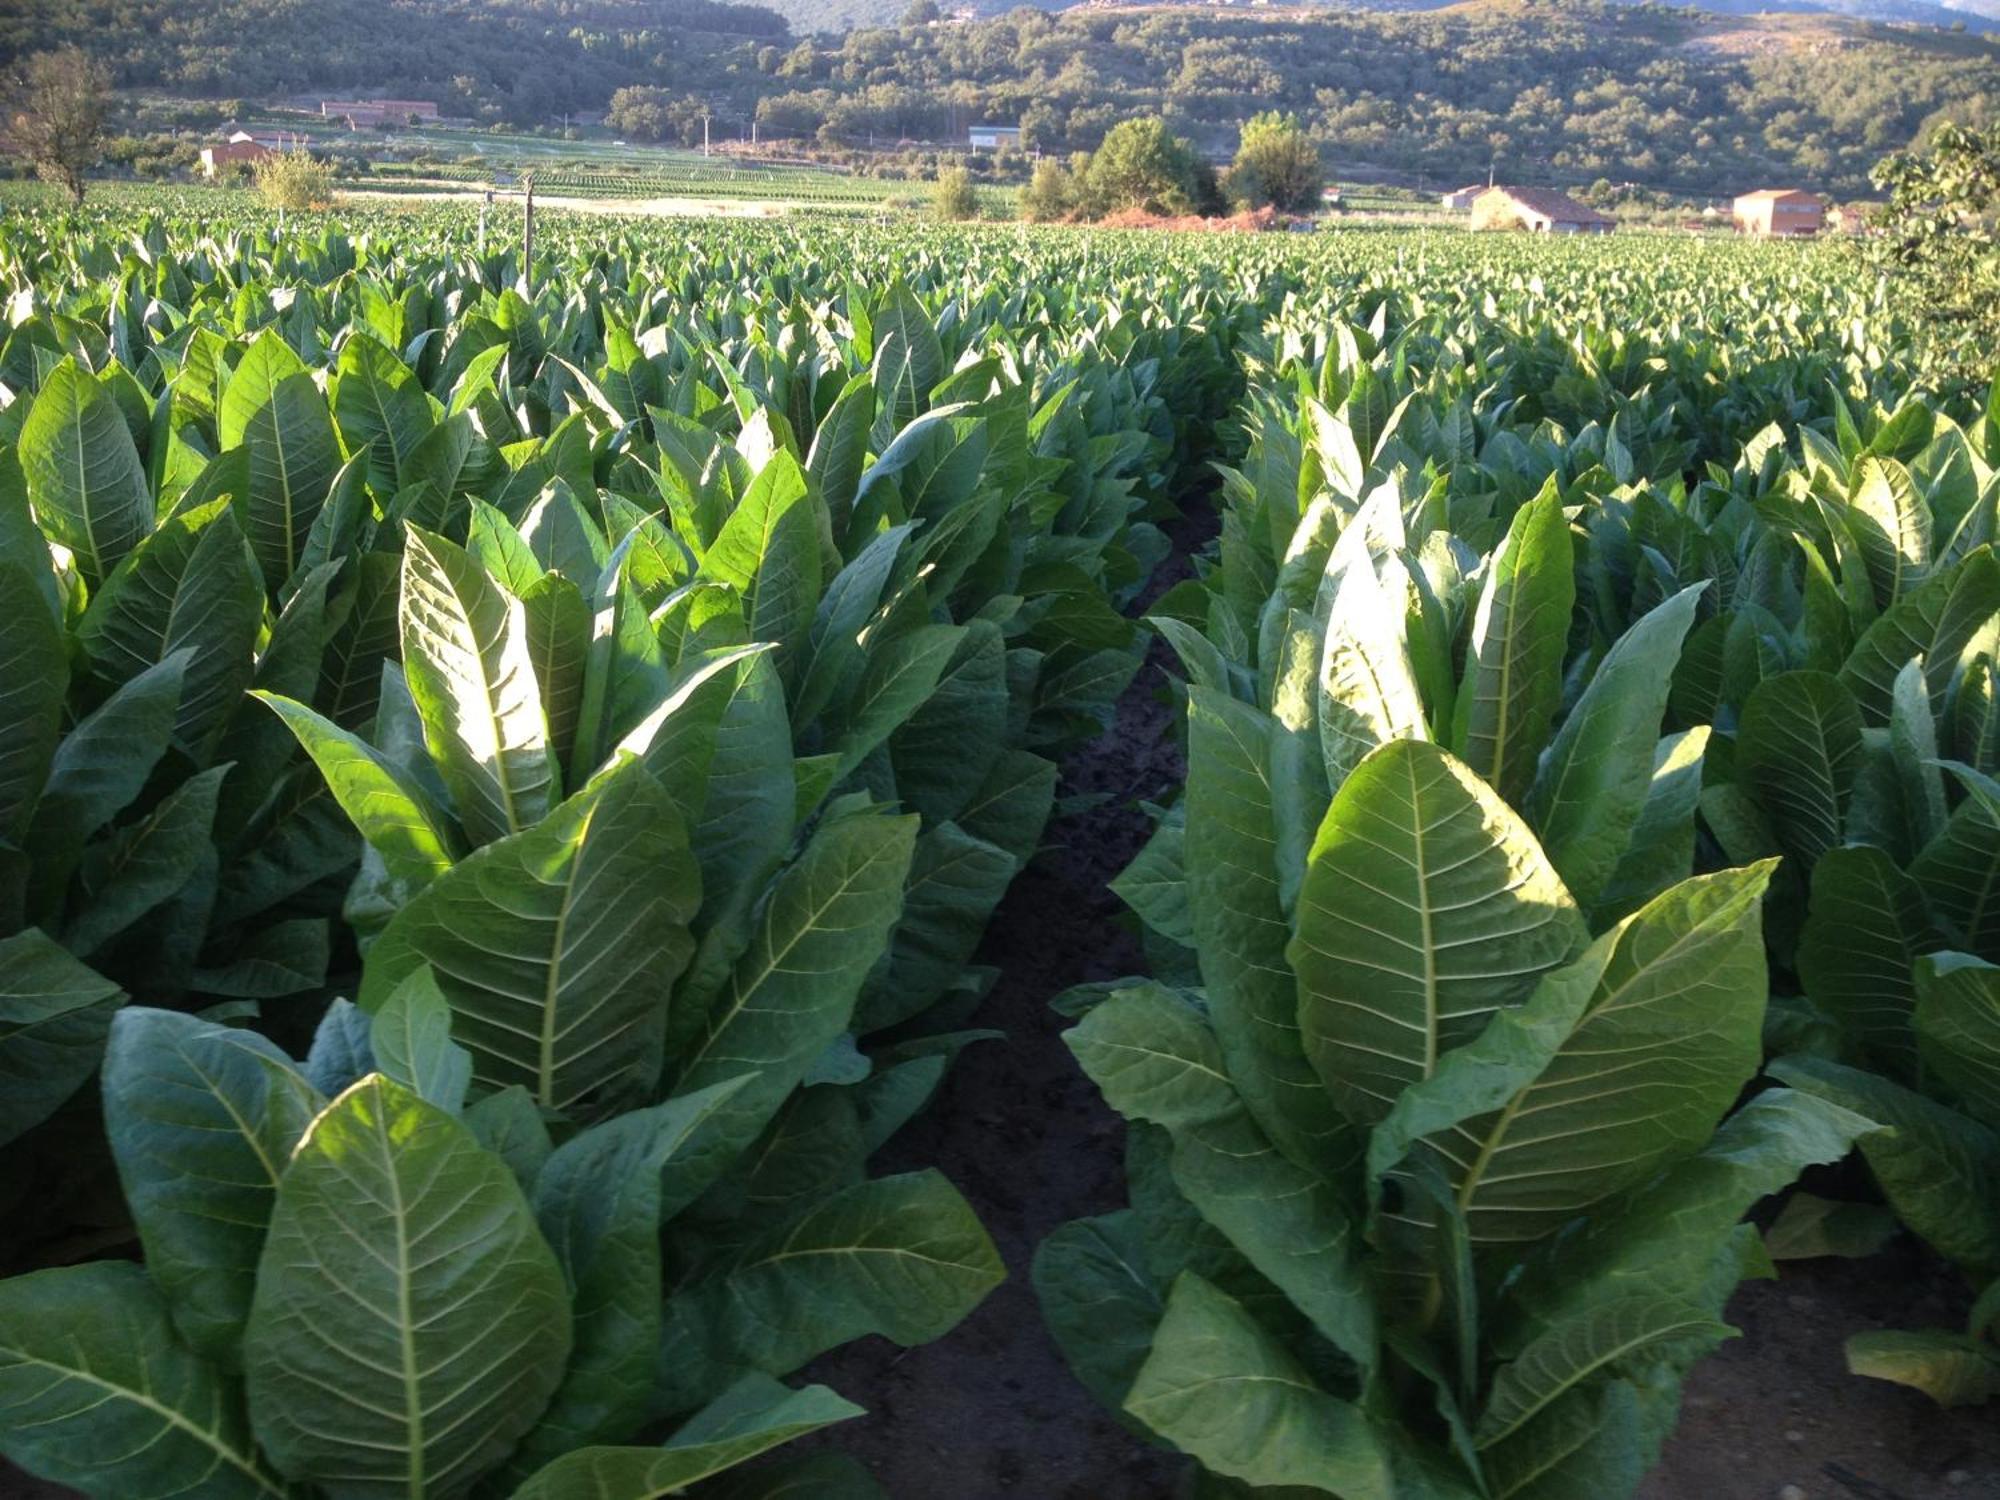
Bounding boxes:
1228 111 1324 213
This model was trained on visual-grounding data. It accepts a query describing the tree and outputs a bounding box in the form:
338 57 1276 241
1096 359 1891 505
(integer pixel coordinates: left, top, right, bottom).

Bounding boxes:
1869 120 2000 389
253 149 336 212
932 164 977 220
1020 158 1075 222
1227 111 1322 212
1082 117 1209 217
904 0 942 24
9 47 112 207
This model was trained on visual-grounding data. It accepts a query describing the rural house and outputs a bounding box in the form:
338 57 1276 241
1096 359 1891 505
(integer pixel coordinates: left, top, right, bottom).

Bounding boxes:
1469 186 1614 234
1830 201 1885 234
967 123 1022 150
1732 189 1824 236
1440 184 1485 210
199 137 272 176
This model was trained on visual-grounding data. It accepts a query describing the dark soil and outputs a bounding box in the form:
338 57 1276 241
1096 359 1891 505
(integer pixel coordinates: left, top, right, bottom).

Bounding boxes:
1639 1247 2000 1500
787 541 1198 1499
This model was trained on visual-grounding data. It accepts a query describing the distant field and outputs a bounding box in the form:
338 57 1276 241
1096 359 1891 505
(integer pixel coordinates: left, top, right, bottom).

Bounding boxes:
340 129 1017 213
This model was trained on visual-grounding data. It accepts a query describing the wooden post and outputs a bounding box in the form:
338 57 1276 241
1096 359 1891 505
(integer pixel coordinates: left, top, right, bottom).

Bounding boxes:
521 172 535 296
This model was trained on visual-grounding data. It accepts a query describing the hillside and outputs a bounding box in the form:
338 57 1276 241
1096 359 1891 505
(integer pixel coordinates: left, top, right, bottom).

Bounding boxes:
3 0 1993 197
756 0 1996 196
761 0 2000 43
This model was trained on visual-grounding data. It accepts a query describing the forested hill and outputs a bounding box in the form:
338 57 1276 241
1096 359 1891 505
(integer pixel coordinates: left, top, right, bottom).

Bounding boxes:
3 0 1994 198
0 0 790 123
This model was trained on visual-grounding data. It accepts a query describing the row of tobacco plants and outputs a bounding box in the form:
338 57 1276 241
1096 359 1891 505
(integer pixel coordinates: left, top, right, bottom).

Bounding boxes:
1038 262 2000 1495
1 189 1995 1497
0 201 1255 1498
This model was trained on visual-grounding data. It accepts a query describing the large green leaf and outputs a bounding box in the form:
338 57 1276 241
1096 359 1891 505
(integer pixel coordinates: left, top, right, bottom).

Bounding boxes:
64 763 229 958
76 498 264 760
510 1376 864 1500
1736 669 1865 871
0 929 123 1148
1911 790 2000 955
1589 729 1709 925
1450 484 1575 805
661 809 915 1216
361 757 701 1118
1798 845 1937 1077
1124 1273 1391 1498
1770 1055 2000 1273
1292 738 1587 1123
1845 455 1932 606
0 1261 289 1500
1067 983 1377 1372
653 1170 1001 1416
1032 1211 1167 1423
370 965 474 1113
1426 863 1775 1245
1840 547 2000 722
507 1079 749 1479
1524 585 1702 909
1477 1296 1731 1449
701 450 821 672
1502 1088 1874 1342
0 565 66 844
332 331 433 494
1914 953 2000 1131
1316 554 1429 794
854 819 1014 1033
224 331 341 590
244 1075 572 1499
1182 686 1348 1171
401 524 555 845
250 690 460 888
17 357 152 586
25 652 185 883
103 1008 321 1364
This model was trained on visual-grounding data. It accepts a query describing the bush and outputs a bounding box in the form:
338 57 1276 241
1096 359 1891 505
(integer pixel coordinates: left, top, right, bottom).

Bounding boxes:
932 164 977 220
1021 158 1075 222
254 149 336 212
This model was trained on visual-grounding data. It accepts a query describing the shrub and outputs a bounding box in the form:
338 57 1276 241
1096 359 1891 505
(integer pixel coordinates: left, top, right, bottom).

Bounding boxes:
932 163 977 220
253 149 336 212
1020 158 1075 221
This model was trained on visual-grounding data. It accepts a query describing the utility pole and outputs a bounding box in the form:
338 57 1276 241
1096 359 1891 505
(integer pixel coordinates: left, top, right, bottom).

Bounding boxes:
521 172 535 296
703 114 711 157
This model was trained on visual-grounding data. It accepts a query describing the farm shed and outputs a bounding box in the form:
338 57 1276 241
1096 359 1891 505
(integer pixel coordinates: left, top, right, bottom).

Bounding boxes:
1470 186 1614 234
1733 189 1824 236
968 124 1022 149
1440 183 1485 210
321 99 440 128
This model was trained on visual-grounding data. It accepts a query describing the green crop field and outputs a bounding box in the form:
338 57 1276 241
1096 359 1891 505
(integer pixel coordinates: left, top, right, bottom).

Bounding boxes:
0 187 1994 1500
